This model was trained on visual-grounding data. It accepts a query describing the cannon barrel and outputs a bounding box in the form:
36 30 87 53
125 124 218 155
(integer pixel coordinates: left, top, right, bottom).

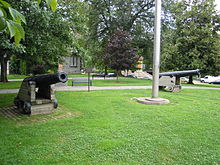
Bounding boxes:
159 69 200 77
24 72 68 87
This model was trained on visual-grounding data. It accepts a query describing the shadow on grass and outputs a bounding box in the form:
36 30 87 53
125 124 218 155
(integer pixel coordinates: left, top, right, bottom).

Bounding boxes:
0 105 81 126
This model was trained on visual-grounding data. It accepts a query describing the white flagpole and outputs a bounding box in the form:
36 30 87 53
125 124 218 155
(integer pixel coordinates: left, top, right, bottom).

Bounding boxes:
152 0 162 98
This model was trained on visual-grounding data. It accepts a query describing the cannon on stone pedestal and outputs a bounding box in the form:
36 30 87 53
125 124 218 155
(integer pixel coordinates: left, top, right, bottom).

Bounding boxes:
159 69 200 92
14 72 68 115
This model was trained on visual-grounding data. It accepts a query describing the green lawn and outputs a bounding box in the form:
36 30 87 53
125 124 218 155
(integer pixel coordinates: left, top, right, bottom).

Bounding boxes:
69 77 152 86
93 78 152 86
68 74 88 78
0 81 22 89
182 82 220 88
0 89 220 164
0 93 17 106
7 74 27 79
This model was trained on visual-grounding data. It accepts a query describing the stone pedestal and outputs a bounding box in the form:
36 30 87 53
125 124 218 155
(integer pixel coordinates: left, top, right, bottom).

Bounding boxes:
134 97 170 105
31 103 54 115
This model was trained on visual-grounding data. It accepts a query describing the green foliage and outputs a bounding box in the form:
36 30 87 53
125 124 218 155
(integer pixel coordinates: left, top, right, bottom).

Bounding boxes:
87 0 155 69
162 0 220 75
19 60 26 75
35 0 57 11
0 0 26 45
45 0 57 12
58 0 90 66
9 0 73 74
0 0 57 44
88 0 154 38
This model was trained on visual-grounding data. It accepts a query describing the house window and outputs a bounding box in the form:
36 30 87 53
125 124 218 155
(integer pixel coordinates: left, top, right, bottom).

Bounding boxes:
70 55 77 67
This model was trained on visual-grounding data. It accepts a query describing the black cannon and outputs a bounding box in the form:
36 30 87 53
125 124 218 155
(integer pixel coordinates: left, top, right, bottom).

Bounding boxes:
159 69 200 77
14 72 68 115
159 69 200 92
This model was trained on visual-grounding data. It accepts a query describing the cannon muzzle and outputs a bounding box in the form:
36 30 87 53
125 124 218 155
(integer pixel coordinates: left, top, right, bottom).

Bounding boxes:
24 72 68 87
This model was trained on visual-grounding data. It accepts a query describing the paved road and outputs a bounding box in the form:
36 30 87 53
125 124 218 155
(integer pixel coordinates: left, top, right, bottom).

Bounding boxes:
1 85 220 94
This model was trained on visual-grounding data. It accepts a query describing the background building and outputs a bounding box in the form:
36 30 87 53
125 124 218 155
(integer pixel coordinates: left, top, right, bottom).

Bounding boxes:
58 54 82 74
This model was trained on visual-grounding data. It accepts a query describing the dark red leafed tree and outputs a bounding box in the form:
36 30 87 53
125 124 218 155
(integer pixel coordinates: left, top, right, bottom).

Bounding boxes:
104 29 138 79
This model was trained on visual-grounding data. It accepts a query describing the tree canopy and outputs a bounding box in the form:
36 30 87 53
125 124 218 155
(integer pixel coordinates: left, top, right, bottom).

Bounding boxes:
161 0 220 75
87 0 157 70
0 0 73 81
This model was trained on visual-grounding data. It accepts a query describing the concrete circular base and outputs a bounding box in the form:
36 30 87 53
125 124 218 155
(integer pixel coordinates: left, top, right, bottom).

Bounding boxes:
134 97 170 105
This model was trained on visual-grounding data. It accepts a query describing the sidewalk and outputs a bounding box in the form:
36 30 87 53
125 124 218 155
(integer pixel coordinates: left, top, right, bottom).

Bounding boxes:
1 85 220 94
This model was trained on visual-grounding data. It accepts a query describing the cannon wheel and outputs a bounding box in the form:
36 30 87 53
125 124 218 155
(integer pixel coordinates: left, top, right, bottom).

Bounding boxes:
166 86 174 92
14 97 24 110
53 99 58 109
23 102 31 114
159 86 166 91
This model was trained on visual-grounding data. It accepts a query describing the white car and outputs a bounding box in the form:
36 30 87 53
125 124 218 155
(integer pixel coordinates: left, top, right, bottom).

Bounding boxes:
209 78 220 84
200 76 220 83
181 77 189 83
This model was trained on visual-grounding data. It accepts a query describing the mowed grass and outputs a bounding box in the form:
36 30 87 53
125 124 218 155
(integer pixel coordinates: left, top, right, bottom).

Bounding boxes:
182 82 220 88
0 89 220 165
0 81 22 89
67 74 88 78
69 77 152 86
7 74 27 79
93 78 152 86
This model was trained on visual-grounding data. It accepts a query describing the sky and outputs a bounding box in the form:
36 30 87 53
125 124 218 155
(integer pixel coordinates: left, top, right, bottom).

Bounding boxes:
215 0 220 11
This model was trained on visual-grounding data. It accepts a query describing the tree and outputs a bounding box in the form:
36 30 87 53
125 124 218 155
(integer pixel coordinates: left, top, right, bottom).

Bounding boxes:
0 0 72 82
0 0 59 82
87 0 155 69
87 0 154 38
161 0 220 75
15 0 73 74
0 34 24 82
58 0 90 66
104 29 138 79
0 0 57 45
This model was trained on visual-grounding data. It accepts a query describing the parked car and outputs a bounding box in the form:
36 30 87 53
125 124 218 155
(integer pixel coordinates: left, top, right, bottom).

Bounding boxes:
107 73 117 77
200 76 220 83
126 75 137 78
209 79 220 84
200 76 215 83
181 77 189 83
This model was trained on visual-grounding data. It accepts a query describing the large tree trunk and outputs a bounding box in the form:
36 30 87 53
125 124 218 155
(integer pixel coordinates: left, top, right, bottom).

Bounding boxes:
0 55 8 82
104 66 108 76
116 70 119 80
116 70 122 80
